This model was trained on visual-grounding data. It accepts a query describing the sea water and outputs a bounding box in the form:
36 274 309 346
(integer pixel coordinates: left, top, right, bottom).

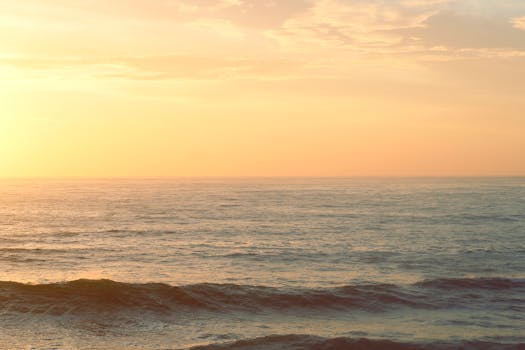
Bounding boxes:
0 178 524 349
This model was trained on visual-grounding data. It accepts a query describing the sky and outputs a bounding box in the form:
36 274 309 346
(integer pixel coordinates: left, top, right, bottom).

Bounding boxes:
1 0 525 177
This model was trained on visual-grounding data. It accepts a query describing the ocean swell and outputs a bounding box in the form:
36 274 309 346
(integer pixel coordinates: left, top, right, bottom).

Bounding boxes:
0 277 523 317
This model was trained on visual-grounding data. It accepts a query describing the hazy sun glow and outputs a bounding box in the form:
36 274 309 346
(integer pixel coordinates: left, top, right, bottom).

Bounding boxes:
1 0 525 177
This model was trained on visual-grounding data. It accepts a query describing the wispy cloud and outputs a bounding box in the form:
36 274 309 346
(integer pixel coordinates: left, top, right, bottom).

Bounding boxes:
402 11 525 49
2 0 525 83
512 16 525 30
0 55 302 81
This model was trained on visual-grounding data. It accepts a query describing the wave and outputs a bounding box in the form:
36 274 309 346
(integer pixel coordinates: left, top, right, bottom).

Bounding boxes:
0 277 523 317
187 334 525 350
416 278 525 290
0 247 117 255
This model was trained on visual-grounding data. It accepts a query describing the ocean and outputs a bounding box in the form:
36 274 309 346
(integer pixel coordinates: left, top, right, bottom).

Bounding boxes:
0 178 524 349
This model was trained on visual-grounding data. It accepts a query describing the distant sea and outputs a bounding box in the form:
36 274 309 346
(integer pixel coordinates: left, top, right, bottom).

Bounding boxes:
0 178 524 349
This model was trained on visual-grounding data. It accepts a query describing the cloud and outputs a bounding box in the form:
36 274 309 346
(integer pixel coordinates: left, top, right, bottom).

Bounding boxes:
512 16 525 30
0 55 302 81
400 11 525 49
214 0 312 29
3 0 525 82
266 0 443 51
0 0 311 29
401 0 450 7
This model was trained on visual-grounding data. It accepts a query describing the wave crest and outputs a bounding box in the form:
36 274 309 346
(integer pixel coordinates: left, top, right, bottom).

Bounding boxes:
0 277 523 317
416 278 525 290
189 334 525 350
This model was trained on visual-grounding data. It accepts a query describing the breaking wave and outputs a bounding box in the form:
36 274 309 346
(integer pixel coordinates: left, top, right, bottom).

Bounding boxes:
0 277 523 317
187 334 525 350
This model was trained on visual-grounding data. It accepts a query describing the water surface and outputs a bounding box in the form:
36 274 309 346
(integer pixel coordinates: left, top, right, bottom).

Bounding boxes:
0 178 524 349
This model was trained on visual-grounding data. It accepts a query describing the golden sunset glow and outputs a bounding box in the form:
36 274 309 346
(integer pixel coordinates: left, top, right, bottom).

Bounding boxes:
2 0 525 177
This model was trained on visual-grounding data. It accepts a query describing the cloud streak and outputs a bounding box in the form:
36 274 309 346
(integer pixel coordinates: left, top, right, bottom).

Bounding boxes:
0 55 303 81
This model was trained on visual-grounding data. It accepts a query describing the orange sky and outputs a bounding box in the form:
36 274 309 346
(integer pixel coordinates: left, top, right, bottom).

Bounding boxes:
1 0 525 177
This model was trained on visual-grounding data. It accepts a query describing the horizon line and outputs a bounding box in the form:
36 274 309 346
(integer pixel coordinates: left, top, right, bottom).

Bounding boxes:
1 175 525 180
